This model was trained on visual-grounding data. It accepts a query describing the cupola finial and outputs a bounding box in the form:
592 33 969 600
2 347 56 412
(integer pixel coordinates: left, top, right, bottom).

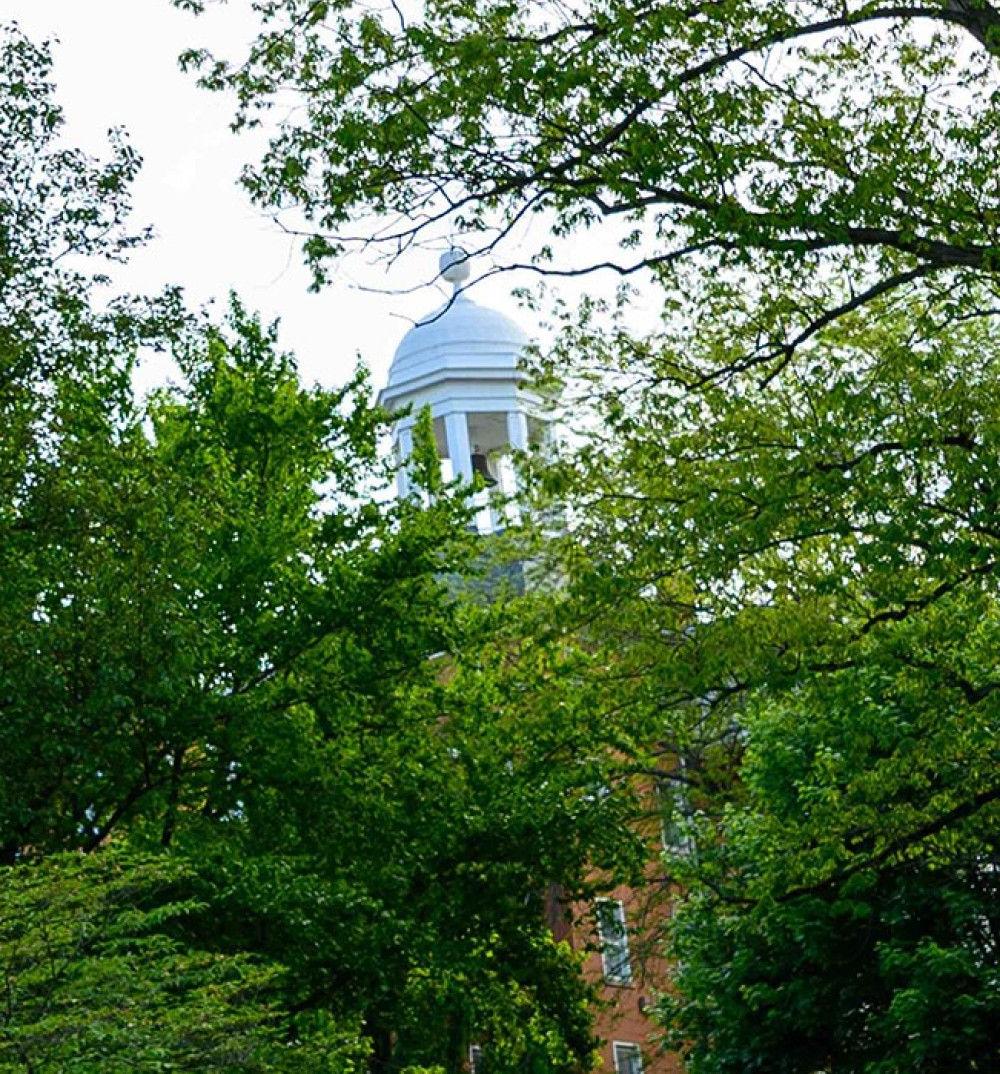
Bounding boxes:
439 246 471 290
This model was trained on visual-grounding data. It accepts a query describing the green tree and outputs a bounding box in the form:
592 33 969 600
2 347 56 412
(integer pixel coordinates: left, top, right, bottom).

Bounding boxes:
527 296 1000 1072
661 663 999 1074
0 851 363 1072
0 22 181 864
0 23 649 1073
177 0 998 346
173 3 1000 1069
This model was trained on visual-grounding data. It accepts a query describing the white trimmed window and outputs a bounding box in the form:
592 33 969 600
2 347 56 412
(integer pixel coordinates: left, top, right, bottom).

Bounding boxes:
596 898 633 984
657 778 694 856
468 1045 482 1074
613 1042 644 1074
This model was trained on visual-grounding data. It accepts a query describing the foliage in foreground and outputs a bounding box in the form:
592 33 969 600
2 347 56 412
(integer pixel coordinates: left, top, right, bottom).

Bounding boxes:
0 852 365 1072
176 0 998 351
663 663 999 1074
10 0 1000 1068
528 296 1000 1073
0 22 644 1074
173 1 1000 1067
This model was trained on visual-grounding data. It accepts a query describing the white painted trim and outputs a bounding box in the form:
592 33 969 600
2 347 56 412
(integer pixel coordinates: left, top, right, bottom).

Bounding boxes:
444 412 473 482
396 425 414 498
596 898 633 985
506 409 529 452
611 1042 644 1074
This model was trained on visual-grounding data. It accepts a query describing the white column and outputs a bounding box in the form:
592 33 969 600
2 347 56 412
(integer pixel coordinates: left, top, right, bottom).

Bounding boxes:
444 411 473 482
396 424 413 498
504 409 529 525
506 409 529 452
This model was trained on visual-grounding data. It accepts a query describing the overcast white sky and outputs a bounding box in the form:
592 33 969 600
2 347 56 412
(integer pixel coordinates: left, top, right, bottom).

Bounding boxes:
5 0 554 396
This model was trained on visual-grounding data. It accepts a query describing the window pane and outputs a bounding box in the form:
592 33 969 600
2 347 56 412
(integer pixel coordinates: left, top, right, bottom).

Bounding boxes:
596 900 633 984
657 779 694 855
614 1043 643 1074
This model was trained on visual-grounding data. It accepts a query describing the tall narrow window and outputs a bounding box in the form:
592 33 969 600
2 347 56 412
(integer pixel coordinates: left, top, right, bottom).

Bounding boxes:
613 1043 643 1074
596 899 633 984
469 1045 482 1074
657 778 694 856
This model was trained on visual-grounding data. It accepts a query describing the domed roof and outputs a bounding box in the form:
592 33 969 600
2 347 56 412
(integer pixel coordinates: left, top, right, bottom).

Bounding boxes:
379 252 530 410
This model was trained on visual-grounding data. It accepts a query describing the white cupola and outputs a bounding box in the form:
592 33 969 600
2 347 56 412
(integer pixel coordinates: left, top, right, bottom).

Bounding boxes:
378 249 551 532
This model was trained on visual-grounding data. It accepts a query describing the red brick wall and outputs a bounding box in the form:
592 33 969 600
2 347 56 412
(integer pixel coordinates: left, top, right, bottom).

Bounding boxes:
568 880 682 1074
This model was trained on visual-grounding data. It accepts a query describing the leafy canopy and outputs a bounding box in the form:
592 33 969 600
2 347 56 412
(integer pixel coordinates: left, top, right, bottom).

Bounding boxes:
0 851 365 1072
0 21 652 1074
170 3 1000 1070
524 287 1000 1072
176 1 998 354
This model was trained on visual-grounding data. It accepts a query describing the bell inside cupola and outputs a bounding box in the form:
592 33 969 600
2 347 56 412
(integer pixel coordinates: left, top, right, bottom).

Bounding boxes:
470 449 498 487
